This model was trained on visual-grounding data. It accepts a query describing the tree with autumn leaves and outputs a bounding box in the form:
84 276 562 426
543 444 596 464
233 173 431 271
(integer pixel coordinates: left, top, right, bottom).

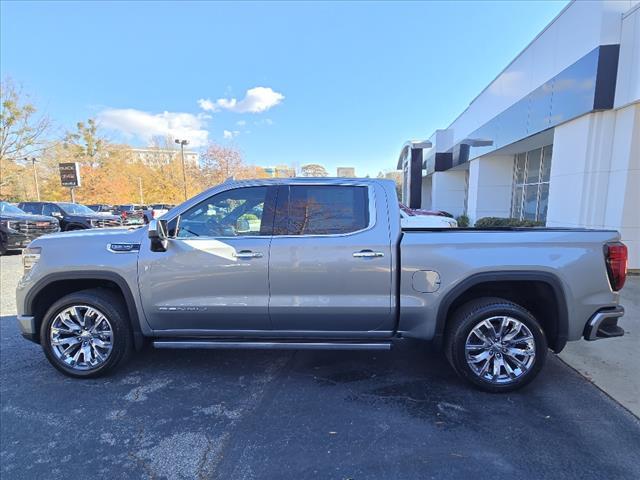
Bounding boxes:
0 78 270 204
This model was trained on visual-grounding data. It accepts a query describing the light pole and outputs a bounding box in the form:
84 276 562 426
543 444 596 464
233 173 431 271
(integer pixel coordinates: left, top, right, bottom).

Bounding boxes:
25 157 40 201
175 139 189 201
138 177 144 204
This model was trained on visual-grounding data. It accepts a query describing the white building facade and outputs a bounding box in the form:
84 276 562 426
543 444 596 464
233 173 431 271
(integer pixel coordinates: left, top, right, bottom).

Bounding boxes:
398 0 640 269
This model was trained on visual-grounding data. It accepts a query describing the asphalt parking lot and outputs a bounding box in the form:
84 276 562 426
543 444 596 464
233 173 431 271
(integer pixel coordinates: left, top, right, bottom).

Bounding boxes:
1 252 639 479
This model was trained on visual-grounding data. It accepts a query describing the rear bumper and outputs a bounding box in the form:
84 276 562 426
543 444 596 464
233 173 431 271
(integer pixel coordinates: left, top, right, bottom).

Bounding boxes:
584 306 625 341
17 315 38 343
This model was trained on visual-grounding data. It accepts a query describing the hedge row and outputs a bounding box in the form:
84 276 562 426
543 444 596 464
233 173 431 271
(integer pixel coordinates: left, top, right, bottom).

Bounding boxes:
473 217 544 228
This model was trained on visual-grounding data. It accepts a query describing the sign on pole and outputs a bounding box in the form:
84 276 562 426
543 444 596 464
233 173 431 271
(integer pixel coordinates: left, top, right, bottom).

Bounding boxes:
58 162 81 187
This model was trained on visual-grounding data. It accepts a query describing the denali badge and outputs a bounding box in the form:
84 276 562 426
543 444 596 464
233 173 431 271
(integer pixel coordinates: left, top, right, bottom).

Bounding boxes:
107 243 141 253
158 306 208 312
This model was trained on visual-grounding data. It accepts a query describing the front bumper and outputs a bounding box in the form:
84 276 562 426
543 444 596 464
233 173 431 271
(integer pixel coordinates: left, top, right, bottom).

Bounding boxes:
584 306 625 341
17 315 38 343
3 230 39 249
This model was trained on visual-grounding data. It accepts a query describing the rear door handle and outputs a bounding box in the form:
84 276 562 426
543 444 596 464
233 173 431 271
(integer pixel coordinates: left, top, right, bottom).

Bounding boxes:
234 250 263 259
353 250 384 258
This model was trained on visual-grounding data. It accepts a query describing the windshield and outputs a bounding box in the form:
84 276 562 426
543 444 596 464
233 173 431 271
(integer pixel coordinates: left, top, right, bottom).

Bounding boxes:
58 203 96 215
0 202 25 215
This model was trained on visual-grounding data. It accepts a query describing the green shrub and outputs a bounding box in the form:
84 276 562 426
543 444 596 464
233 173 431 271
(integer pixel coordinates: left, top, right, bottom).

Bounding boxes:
242 214 259 221
456 214 470 227
474 217 544 228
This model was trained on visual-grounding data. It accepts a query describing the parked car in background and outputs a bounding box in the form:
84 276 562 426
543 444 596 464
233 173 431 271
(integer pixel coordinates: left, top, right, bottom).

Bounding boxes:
148 203 175 219
0 201 59 255
16 178 627 393
87 204 115 215
113 204 147 225
18 202 122 231
399 203 458 228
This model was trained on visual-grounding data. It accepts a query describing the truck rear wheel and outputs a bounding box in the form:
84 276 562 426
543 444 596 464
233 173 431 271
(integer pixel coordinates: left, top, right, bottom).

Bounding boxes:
40 288 133 378
445 297 547 392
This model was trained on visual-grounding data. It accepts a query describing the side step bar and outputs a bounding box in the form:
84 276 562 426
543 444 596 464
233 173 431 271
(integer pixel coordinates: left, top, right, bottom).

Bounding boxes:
153 340 392 351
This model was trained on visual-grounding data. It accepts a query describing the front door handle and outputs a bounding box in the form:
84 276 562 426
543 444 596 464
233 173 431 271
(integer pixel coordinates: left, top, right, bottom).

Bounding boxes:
234 250 263 259
353 250 384 258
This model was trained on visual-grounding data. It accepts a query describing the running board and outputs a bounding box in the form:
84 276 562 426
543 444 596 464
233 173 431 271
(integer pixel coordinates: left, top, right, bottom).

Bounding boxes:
153 340 392 351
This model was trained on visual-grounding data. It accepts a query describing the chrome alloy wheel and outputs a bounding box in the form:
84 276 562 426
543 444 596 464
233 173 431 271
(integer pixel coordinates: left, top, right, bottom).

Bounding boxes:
465 316 536 384
49 305 114 371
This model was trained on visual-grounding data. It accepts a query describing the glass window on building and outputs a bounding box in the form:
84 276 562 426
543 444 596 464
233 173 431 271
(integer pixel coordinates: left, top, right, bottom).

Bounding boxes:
511 145 552 223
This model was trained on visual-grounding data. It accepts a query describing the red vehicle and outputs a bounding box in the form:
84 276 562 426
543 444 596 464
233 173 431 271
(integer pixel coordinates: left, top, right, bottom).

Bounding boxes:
114 205 147 225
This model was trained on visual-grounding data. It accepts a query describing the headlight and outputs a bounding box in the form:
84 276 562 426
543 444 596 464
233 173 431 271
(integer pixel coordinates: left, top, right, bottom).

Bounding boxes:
22 247 41 273
0 219 17 230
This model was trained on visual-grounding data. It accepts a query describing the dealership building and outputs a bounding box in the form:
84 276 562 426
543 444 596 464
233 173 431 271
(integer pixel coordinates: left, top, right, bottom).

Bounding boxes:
398 0 639 269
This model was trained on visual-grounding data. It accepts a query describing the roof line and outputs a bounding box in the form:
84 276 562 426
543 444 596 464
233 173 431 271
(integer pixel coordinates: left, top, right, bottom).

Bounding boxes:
443 0 575 131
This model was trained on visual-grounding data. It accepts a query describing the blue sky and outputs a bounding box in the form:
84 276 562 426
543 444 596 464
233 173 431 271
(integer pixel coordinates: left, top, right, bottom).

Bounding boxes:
1 0 568 176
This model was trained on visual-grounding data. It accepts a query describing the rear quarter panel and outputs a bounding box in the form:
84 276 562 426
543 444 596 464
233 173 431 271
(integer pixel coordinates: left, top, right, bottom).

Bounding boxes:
399 229 621 341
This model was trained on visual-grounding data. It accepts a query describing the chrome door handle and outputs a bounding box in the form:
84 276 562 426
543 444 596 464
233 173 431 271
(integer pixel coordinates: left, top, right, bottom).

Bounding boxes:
353 250 384 258
234 250 263 259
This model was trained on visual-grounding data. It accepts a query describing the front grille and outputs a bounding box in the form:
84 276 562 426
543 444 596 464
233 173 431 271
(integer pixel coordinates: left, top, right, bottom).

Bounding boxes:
14 221 59 234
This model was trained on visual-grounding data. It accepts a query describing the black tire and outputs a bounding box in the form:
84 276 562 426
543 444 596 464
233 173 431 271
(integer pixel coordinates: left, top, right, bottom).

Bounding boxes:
40 288 133 378
0 232 7 255
445 297 547 393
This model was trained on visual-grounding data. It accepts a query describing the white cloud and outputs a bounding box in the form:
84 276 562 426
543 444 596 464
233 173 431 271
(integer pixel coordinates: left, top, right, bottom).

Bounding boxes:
236 120 247 126
97 108 209 147
197 99 215 111
198 87 284 114
223 130 240 139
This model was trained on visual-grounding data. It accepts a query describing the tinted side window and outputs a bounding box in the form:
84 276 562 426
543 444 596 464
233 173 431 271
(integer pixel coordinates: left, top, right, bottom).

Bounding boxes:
42 204 60 216
21 203 42 214
177 186 269 238
285 185 369 235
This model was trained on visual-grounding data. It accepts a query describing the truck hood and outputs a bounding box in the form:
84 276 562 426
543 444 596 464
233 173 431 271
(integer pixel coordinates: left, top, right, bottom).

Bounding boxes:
0 213 58 222
31 225 145 243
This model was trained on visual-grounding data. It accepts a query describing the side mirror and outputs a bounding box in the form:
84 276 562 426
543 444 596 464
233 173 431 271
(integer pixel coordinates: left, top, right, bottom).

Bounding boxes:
51 211 63 218
148 219 168 252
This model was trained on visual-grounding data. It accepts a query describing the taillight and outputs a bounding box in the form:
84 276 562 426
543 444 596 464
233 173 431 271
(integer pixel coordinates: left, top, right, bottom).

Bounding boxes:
122 211 127 219
604 242 627 291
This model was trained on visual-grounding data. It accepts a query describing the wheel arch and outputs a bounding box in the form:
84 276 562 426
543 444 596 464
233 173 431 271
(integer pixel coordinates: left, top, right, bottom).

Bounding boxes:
25 271 144 350
434 271 569 353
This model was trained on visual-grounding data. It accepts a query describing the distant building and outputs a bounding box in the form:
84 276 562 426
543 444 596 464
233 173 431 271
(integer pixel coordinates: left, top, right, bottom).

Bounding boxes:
129 148 199 166
336 167 356 177
379 170 402 183
397 1 639 268
261 165 296 178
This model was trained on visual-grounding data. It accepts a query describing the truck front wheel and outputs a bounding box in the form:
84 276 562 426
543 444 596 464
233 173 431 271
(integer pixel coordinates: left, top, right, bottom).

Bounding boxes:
445 297 547 392
40 288 133 378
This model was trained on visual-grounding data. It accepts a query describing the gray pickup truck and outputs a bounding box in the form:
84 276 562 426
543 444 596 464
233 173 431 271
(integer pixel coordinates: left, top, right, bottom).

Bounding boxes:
16 178 628 392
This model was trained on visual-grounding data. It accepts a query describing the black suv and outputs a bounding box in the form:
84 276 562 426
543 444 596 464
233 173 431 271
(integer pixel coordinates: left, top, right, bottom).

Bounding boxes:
18 201 122 231
0 201 60 255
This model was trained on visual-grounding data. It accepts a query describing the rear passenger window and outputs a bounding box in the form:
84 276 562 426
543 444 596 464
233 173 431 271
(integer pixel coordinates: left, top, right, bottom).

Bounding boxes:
285 185 369 235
